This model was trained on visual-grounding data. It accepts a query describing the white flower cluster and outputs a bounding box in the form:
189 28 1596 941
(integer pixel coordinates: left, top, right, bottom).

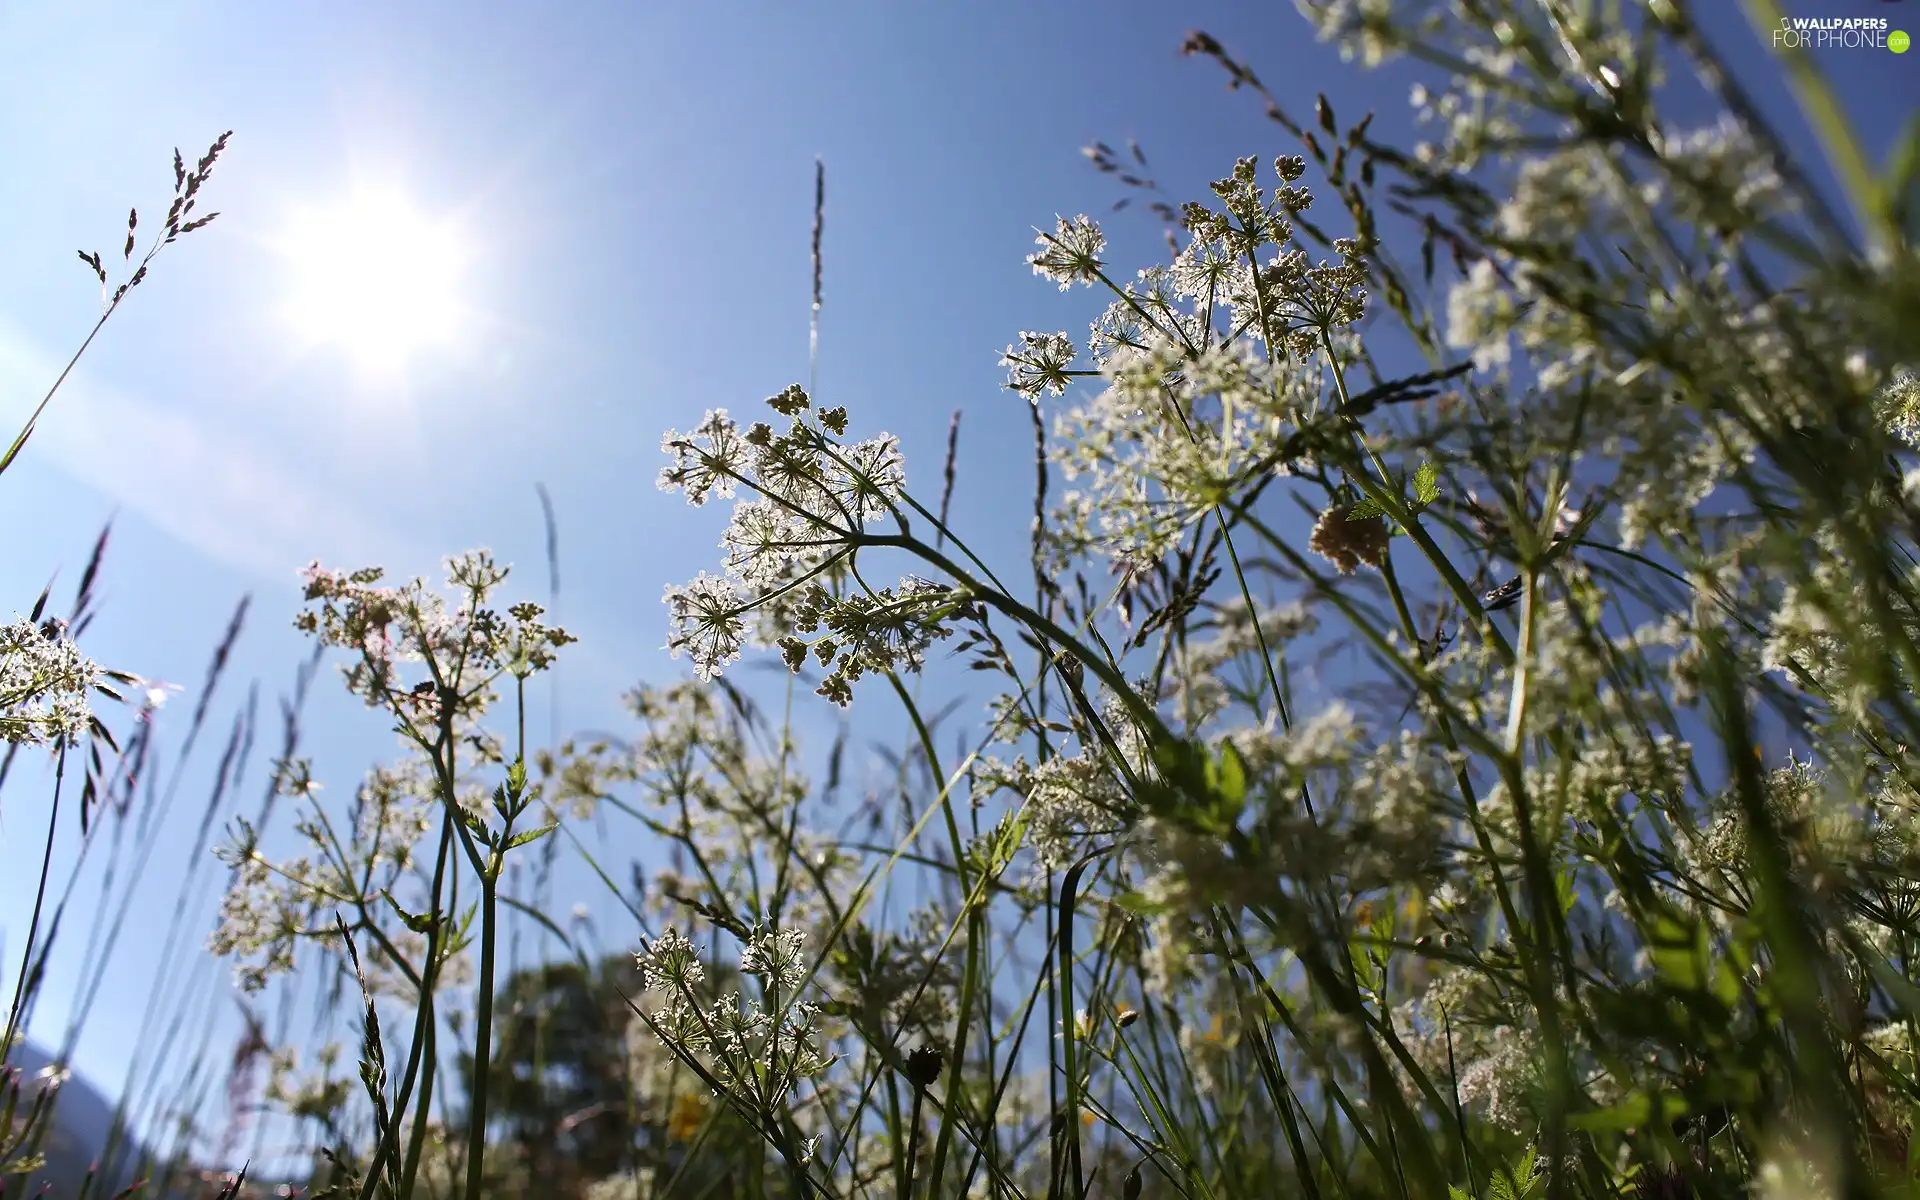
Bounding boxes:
262 1043 352 1126
0 616 102 747
296 549 574 714
1047 338 1315 567
999 160 1384 577
1024 752 1134 869
1390 968 1543 1133
1298 0 1407 67
1655 113 1789 229
1876 366 1920 450
659 389 968 705
1756 518 1920 730
583 1169 658 1200
208 553 566 995
1000 330 1077 402
1679 755 1873 894
208 852 331 993
1027 213 1106 292
634 925 833 1108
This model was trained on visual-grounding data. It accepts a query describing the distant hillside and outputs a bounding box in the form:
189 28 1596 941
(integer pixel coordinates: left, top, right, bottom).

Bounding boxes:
5 1041 146 1197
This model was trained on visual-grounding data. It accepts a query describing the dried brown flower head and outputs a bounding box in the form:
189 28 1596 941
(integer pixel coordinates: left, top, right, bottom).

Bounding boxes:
1309 503 1390 574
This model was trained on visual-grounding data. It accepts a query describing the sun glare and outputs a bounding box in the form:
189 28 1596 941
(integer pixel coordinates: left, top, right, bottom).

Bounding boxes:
280 188 467 374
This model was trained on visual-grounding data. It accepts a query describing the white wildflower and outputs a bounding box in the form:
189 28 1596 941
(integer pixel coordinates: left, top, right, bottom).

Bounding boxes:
658 409 748 506
1028 215 1106 290
739 924 808 991
663 573 746 680
0 617 102 748
1002 330 1077 401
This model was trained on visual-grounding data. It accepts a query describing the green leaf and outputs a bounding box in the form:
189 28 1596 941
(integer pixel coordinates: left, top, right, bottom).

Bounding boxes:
380 890 436 935
503 823 557 851
1710 953 1745 1010
1413 459 1441 507
1147 737 1211 810
980 812 1027 877
1869 954 1920 1021
1646 909 1707 992
1347 934 1383 993
1489 1146 1545 1200
1191 742 1250 833
440 903 479 956
1346 496 1387 520
460 804 491 841
1112 889 1171 917
1214 742 1248 806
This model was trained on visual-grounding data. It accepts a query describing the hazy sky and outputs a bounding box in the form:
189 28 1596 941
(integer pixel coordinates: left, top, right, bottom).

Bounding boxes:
0 0 1909 1152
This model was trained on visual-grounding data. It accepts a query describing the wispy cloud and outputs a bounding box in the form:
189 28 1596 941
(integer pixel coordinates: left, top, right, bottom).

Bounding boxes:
0 319 417 584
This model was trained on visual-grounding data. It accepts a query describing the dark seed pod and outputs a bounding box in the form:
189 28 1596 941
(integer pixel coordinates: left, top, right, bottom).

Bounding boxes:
904 1044 944 1089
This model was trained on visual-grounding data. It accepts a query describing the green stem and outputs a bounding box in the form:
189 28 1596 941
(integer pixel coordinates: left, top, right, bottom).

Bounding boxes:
394 775 459 1198
845 534 1166 739
462 868 498 1200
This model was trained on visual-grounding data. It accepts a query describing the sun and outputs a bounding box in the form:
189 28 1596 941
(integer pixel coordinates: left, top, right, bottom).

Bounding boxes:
278 187 467 374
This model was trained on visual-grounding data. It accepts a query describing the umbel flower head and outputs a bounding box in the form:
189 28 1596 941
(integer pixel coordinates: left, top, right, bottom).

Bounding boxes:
1028 214 1106 291
0 617 103 747
1309 502 1390 574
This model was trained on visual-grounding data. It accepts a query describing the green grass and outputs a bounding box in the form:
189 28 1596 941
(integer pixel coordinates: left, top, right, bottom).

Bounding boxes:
7 4 1920 1198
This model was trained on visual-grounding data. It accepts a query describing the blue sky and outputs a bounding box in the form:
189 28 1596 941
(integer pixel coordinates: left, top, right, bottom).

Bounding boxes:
0 0 1910 1158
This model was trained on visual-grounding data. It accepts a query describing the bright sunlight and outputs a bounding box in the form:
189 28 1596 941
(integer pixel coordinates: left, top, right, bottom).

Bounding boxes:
277 187 466 374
